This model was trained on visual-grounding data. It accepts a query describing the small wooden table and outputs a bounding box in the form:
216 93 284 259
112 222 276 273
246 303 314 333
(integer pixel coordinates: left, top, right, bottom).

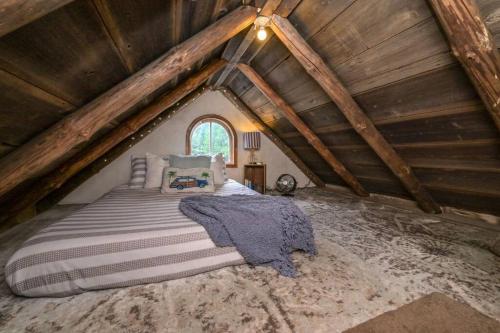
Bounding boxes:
244 164 266 194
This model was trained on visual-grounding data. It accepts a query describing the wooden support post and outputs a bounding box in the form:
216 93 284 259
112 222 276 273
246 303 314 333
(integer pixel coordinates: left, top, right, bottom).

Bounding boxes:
0 0 74 37
237 63 368 196
0 60 226 222
0 6 257 199
428 0 500 131
270 14 441 213
219 87 325 188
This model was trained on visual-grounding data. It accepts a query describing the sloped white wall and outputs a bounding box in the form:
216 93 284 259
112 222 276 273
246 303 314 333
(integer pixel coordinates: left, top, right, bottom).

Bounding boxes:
61 90 312 204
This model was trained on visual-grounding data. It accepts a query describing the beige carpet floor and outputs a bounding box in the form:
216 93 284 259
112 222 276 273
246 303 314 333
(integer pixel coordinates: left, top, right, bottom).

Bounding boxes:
0 188 499 333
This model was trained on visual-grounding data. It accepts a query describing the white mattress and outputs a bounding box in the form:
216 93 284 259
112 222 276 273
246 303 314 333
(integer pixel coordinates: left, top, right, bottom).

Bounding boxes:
6 180 255 297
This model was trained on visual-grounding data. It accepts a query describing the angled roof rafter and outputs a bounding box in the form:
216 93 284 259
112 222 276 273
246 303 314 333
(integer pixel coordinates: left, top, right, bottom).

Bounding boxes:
0 0 75 38
0 5 257 199
0 59 226 225
219 86 325 188
428 0 500 131
236 62 368 196
91 0 139 74
269 14 441 213
212 0 300 88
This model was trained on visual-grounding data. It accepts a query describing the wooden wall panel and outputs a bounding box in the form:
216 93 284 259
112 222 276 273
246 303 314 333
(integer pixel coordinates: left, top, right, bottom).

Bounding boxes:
0 80 65 147
414 169 500 196
0 0 129 106
235 0 442 105
274 66 484 141
232 0 500 214
92 0 175 72
428 189 500 216
376 112 498 144
396 140 500 161
335 18 453 94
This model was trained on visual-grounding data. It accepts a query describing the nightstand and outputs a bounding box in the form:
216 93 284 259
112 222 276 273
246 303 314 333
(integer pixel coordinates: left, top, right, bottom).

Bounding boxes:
244 164 266 194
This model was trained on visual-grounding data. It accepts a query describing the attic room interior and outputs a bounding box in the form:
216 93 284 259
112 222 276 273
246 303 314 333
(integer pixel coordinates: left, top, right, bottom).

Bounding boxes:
0 0 499 332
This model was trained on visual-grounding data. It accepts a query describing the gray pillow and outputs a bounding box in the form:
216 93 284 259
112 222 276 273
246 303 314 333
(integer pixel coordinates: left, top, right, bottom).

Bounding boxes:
169 154 211 169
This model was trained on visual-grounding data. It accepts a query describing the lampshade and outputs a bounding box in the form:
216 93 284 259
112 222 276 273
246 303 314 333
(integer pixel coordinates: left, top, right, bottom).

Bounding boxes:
243 132 261 150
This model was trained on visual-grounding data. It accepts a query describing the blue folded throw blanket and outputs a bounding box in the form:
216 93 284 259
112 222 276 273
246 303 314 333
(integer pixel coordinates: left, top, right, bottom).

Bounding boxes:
179 194 316 277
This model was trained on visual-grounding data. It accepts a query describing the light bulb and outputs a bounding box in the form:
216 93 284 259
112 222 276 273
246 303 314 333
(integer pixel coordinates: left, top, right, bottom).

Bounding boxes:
257 26 267 41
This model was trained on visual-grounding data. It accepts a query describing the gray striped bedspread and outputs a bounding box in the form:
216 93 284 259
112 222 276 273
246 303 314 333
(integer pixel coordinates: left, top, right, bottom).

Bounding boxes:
6 180 255 297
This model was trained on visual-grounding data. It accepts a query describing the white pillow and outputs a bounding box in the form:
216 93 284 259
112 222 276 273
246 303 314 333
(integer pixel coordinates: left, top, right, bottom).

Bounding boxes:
210 153 226 185
144 152 169 188
161 167 215 193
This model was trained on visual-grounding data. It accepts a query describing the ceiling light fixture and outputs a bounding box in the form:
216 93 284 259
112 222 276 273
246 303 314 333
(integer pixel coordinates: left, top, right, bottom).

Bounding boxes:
254 16 270 41
257 26 267 41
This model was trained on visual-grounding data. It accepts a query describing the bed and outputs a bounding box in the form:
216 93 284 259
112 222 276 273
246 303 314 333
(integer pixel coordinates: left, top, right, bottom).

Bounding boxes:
6 180 254 297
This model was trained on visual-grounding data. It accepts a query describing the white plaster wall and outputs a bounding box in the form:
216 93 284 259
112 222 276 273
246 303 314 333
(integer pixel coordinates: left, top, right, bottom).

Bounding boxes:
61 90 312 204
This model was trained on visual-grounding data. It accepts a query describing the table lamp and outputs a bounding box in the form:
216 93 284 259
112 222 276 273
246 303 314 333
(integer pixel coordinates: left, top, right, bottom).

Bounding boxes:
243 132 261 164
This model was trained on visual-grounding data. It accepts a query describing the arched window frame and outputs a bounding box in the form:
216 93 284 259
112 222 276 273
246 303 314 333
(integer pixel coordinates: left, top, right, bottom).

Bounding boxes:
186 114 237 168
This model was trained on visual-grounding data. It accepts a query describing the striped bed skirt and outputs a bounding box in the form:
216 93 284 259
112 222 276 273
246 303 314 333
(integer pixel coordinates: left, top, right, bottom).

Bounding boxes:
6 180 255 297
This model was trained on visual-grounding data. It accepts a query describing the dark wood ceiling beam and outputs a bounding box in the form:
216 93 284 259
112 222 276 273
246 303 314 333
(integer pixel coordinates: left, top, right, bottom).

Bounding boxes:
274 0 301 17
213 0 295 88
91 0 139 73
214 26 256 87
0 59 226 224
219 86 325 187
0 6 257 198
0 68 75 111
237 63 368 196
270 14 441 213
0 0 74 37
428 0 500 131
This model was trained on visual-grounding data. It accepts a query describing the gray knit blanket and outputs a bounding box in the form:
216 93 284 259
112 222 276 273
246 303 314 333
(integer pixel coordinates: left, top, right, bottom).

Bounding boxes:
179 194 316 277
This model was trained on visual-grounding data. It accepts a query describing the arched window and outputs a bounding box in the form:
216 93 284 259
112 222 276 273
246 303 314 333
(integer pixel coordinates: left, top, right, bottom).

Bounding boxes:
186 114 237 167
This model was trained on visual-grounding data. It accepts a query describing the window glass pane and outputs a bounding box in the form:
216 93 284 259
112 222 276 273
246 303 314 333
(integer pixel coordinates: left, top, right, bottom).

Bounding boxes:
191 122 210 156
211 122 230 162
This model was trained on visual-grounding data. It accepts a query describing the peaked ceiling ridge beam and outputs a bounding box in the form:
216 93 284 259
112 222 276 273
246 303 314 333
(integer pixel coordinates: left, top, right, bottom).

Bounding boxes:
0 59 226 224
237 63 368 197
270 14 441 213
428 0 500 131
0 5 257 199
219 86 325 188
213 0 300 88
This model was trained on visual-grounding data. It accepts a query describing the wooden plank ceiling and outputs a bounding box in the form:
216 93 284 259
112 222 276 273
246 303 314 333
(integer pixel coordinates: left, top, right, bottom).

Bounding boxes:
0 0 499 216
0 0 242 159
225 0 500 215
